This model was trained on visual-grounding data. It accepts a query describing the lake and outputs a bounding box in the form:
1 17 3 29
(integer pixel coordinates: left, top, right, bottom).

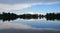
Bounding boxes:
0 18 60 33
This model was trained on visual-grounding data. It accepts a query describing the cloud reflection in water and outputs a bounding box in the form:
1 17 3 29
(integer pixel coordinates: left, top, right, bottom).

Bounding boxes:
0 21 60 33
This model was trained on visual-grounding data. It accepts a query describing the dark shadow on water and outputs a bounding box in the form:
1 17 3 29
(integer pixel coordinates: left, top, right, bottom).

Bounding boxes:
0 29 60 33
0 12 60 21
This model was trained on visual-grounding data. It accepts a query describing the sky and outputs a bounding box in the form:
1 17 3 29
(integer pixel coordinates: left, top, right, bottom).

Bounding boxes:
0 0 60 14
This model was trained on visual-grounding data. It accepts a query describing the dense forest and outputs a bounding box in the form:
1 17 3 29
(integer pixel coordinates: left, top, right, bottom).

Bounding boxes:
45 13 60 20
0 12 60 21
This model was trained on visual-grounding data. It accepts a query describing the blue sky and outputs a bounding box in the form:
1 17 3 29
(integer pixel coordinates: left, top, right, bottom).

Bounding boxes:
0 0 60 14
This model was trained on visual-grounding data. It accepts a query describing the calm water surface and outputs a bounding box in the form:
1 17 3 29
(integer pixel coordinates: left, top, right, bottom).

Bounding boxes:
0 18 60 33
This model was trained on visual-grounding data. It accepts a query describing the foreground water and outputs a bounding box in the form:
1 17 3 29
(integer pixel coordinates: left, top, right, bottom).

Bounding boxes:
0 18 60 33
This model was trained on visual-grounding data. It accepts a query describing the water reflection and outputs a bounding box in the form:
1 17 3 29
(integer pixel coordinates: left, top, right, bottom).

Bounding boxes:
0 28 60 33
0 21 60 33
0 12 60 21
0 17 60 21
0 12 60 33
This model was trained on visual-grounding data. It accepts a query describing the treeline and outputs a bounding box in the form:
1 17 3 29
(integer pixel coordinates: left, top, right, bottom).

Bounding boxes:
19 14 38 19
45 13 60 20
0 12 60 21
0 12 18 21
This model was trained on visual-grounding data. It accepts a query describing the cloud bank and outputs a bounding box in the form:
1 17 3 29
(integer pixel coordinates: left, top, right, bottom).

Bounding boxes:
0 0 60 13
0 0 60 4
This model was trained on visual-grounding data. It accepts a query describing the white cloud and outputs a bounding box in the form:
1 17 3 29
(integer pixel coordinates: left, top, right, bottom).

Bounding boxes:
0 4 32 10
0 0 60 13
0 3 59 13
0 0 60 4
0 4 33 13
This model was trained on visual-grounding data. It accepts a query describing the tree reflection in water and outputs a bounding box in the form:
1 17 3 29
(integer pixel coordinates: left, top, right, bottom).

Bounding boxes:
0 12 60 21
